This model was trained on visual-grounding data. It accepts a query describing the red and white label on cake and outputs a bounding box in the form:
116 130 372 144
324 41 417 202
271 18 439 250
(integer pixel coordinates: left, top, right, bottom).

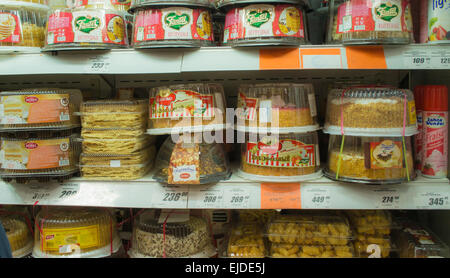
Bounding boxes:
0 13 21 43
246 138 315 168
336 0 413 34
150 90 214 119
422 111 448 178
46 10 126 45
224 4 304 42
414 111 423 170
134 7 213 43
237 93 258 121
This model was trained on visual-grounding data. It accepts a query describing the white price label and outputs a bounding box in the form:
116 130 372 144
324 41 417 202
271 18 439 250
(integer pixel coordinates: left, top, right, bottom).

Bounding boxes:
403 51 432 68
56 183 80 200
151 185 188 208
85 56 110 73
415 192 450 209
430 50 450 68
21 183 79 204
303 188 331 208
27 185 52 203
189 187 224 209
373 188 400 209
223 188 250 208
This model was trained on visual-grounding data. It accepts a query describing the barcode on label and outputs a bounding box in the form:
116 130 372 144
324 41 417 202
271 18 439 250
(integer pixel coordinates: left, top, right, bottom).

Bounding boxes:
57 36 66 42
59 159 69 166
60 113 70 121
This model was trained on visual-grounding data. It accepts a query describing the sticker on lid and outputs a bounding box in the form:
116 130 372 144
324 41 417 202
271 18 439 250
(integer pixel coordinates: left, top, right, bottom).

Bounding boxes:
150 89 214 119
0 138 71 170
42 225 100 252
237 93 258 121
0 13 21 43
168 140 200 184
365 140 404 169
0 94 70 125
246 137 316 168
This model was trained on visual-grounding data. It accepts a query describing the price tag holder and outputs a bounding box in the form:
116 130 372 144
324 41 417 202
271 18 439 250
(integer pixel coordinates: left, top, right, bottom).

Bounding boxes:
85 55 111 73
151 185 188 209
403 50 432 69
261 183 301 209
372 188 400 209
414 192 450 209
25 184 53 203
430 49 450 69
302 187 331 209
55 183 80 200
223 187 250 209
189 186 224 209
20 183 80 204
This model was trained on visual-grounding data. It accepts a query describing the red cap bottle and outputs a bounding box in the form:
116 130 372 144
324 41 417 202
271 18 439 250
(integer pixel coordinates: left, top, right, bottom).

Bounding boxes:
423 85 448 112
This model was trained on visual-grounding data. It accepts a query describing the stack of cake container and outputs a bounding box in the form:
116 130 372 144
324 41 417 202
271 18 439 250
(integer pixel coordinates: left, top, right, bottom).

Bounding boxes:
323 86 418 184
236 83 322 182
148 83 231 185
0 88 82 183
77 99 156 180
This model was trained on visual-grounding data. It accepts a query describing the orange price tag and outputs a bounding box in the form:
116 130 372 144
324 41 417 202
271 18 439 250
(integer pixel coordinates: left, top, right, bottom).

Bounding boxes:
346 46 387 69
261 183 301 209
259 48 300 70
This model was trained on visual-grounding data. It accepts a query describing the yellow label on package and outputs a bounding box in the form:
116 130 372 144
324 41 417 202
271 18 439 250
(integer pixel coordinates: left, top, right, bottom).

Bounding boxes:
409 101 416 125
42 225 100 251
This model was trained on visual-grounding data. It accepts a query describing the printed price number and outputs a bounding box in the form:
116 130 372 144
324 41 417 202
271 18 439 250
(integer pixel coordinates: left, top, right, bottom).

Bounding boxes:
428 197 447 206
204 195 218 203
412 57 428 64
440 57 450 65
32 192 50 201
85 56 110 73
312 196 328 203
230 195 245 203
224 188 250 208
381 195 399 204
163 192 188 202
90 62 106 70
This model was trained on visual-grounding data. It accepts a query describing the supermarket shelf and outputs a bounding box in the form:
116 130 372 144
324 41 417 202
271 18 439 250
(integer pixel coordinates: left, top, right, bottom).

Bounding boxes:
0 173 448 210
0 45 449 75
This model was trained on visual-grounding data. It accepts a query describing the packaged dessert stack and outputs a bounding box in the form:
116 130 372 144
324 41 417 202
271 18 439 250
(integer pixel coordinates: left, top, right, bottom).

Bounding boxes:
323 86 418 184
0 0 49 52
218 0 310 46
32 206 123 258
236 83 322 182
265 213 355 258
43 0 130 50
148 83 231 185
0 88 82 183
128 209 217 258
78 99 156 180
129 0 215 48
346 210 394 258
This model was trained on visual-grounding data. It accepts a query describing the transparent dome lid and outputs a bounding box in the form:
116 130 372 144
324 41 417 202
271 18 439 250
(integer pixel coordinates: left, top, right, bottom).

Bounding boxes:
131 0 213 10
324 87 418 136
0 214 33 258
324 135 415 184
270 243 354 258
153 134 231 184
227 223 266 258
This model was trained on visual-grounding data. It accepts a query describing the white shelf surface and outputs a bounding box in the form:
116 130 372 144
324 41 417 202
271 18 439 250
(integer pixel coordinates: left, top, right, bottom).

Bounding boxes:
0 173 448 210
0 44 448 75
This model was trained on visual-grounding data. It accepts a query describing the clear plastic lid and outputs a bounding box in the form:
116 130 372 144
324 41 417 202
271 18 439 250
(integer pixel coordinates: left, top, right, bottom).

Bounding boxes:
324 87 418 136
237 209 279 225
236 84 318 133
131 210 213 258
393 222 450 258
223 3 307 46
217 0 309 9
44 8 129 51
354 236 392 258
80 99 147 129
0 214 33 258
0 2 47 50
148 83 226 134
153 134 231 184
227 223 266 258
47 0 74 9
324 135 415 184
327 0 414 45
131 0 213 9
266 214 353 246
0 134 80 175
346 210 392 235
79 145 155 180
0 89 82 130
270 243 354 258
239 132 322 182
33 207 120 258
72 0 131 11
80 134 155 154
132 6 214 48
